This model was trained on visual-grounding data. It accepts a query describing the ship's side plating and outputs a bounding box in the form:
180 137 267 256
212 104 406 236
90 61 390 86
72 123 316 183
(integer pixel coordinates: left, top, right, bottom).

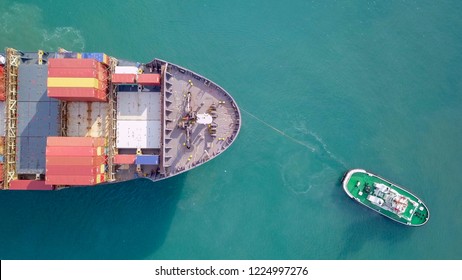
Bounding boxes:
0 48 241 190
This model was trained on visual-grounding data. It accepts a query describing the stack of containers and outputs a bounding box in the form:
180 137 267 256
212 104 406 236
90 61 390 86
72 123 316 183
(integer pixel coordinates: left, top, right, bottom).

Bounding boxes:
112 65 138 85
47 58 108 102
0 65 5 101
111 66 161 86
45 137 107 186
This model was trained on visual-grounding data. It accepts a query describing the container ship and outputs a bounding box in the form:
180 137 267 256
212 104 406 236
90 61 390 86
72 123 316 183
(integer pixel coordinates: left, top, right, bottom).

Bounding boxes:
342 169 429 226
0 48 241 190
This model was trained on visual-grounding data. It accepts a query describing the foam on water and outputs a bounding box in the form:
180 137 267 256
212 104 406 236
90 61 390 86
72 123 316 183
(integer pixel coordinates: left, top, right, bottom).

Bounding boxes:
0 3 85 51
292 121 347 170
42 27 85 51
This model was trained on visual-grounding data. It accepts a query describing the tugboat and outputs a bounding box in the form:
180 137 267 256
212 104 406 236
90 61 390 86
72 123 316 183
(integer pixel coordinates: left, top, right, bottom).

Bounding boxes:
342 169 429 226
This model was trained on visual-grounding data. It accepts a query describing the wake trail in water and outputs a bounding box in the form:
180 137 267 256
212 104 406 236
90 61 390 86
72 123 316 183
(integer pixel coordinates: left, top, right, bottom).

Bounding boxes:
306 130 347 170
241 108 315 152
242 108 347 170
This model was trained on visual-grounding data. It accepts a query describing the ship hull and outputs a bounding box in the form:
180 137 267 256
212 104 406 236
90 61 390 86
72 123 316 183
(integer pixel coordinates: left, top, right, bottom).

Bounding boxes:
342 169 429 226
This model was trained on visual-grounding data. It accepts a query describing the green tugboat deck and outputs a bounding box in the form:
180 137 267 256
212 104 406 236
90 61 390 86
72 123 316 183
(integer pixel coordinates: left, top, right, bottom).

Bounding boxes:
342 169 429 226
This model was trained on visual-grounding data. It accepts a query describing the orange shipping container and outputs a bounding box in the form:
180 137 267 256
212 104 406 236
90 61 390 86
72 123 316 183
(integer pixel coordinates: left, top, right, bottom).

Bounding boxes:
112 73 136 84
137 73 161 86
0 163 3 181
45 174 96 185
114 154 136 164
48 87 107 102
46 146 104 157
46 156 106 166
48 68 108 80
46 165 105 176
47 136 105 147
48 58 100 69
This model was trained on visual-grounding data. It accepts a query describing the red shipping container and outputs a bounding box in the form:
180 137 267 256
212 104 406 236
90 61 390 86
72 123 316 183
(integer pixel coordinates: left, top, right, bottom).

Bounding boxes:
48 87 107 102
48 87 106 97
96 63 108 78
0 163 3 181
48 58 100 69
45 174 98 186
98 90 107 100
95 79 108 91
48 68 99 78
114 154 136 164
46 165 105 176
96 62 107 70
9 180 54 190
47 136 105 147
46 156 106 166
46 146 104 157
137 73 161 86
112 73 136 84
99 69 109 81
96 86 107 100
50 69 108 81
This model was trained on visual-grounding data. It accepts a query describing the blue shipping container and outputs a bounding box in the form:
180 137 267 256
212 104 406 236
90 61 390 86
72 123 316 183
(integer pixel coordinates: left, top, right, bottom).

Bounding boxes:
135 155 159 165
82 53 107 64
0 155 4 163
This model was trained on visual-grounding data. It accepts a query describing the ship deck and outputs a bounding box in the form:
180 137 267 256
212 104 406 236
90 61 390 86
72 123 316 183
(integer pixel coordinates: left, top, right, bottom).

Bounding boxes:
160 63 239 174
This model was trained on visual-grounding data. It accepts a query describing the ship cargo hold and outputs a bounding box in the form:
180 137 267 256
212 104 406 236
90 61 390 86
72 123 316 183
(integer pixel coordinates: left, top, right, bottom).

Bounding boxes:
0 48 241 190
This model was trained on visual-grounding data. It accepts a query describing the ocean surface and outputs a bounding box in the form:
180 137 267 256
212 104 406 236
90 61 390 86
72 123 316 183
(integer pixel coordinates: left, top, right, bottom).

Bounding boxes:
0 0 461 260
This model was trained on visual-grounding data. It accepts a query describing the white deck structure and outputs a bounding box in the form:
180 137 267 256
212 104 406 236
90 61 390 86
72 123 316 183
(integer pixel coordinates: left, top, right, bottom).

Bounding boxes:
116 91 161 149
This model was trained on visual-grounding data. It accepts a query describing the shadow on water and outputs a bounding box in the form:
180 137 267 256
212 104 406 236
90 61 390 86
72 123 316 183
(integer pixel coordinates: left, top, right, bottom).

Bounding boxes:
332 173 413 259
0 175 186 259
336 215 414 259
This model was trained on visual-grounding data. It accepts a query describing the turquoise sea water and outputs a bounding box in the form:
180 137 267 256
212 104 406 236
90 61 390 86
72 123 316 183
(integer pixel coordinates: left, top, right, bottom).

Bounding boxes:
0 0 461 259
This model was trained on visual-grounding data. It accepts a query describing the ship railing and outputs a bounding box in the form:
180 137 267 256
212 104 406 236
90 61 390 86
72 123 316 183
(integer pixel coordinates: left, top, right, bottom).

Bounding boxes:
159 62 169 174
